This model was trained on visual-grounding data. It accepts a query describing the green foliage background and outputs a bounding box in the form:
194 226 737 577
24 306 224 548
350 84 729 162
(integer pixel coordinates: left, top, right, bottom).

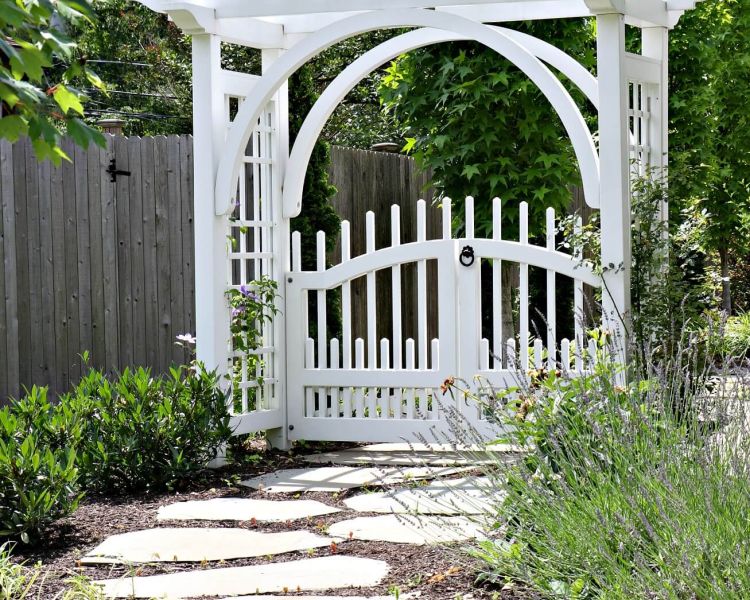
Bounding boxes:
378 19 596 237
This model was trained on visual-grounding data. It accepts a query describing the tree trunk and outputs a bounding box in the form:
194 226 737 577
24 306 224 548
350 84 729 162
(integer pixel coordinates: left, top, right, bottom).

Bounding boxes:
719 246 732 314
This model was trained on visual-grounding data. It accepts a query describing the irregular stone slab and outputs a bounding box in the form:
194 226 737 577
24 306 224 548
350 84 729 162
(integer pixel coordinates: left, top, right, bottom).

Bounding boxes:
344 485 496 515
328 514 486 545
82 528 337 564
96 555 389 599
425 476 493 489
304 443 520 467
221 596 420 600
241 465 471 493
157 497 340 523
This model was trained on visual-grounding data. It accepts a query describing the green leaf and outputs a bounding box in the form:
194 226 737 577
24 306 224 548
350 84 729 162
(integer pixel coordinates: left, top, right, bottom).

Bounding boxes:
462 164 481 181
52 85 84 116
0 115 28 142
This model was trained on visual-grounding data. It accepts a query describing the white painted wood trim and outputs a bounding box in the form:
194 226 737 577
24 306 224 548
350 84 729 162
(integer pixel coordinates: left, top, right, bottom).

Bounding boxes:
215 8 600 215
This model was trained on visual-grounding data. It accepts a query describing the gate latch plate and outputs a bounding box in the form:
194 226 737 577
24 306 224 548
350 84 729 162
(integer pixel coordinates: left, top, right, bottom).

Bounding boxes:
459 245 475 267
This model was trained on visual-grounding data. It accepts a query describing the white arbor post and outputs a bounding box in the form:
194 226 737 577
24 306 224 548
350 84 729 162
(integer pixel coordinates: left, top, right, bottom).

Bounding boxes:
193 34 231 379
642 26 669 228
596 13 632 359
262 48 291 450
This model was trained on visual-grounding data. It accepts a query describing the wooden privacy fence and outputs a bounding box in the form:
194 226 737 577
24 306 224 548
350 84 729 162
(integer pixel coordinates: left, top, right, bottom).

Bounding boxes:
0 135 195 402
0 137 438 401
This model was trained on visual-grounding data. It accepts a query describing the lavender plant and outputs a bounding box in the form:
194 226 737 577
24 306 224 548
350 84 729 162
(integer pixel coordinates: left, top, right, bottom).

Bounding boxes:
446 337 750 599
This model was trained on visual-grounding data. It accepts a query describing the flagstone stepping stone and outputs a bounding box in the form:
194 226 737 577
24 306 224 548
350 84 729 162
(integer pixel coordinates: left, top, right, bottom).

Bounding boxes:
221 596 419 600
82 528 337 565
95 555 389 599
343 485 496 515
240 465 471 493
304 442 520 466
327 514 486 545
423 476 493 489
157 497 340 522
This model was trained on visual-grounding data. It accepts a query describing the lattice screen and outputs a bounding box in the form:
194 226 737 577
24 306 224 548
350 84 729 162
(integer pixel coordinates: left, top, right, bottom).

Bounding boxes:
226 93 279 416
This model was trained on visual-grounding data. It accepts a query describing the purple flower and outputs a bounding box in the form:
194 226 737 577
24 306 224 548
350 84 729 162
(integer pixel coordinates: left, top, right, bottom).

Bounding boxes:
232 307 245 317
239 285 260 302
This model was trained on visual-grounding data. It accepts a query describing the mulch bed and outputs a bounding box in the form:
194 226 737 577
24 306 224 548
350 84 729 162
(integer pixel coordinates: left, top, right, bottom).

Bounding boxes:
12 440 532 599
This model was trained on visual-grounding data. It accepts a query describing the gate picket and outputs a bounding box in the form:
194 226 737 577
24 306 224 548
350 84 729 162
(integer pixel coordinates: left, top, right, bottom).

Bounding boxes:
285 196 601 442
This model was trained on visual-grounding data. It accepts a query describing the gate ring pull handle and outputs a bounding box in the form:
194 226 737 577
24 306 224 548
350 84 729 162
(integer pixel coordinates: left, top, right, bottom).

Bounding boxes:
459 245 475 267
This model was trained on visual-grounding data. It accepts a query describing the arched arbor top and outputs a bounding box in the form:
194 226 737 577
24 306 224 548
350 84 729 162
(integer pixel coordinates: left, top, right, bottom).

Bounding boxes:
214 8 601 215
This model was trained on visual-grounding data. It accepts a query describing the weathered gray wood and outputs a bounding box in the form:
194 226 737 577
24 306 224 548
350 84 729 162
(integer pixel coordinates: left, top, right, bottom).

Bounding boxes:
167 136 184 365
50 144 68 392
75 142 93 368
87 140 106 369
179 135 195 347
0 142 8 401
38 158 56 388
101 136 120 370
128 136 146 367
12 140 29 391
141 136 159 369
154 136 172 371
62 138 81 386
114 135 133 369
24 141 45 384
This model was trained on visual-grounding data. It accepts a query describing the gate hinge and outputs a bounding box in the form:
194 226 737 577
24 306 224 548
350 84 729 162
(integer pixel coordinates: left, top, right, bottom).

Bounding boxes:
106 158 131 183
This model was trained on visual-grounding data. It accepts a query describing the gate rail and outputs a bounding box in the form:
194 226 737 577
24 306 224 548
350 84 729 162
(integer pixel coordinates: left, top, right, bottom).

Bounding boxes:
285 196 601 442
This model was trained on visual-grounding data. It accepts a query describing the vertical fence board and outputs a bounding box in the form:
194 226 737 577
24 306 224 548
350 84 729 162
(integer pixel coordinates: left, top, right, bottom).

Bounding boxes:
0 142 7 401
25 141 46 384
12 141 29 391
101 137 120 370
74 143 93 367
179 135 195 340
141 136 159 369
167 136 185 364
50 146 68 392
128 136 146 367
154 136 172 371
0 141 18 401
87 141 106 368
62 138 81 387
114 135 133 369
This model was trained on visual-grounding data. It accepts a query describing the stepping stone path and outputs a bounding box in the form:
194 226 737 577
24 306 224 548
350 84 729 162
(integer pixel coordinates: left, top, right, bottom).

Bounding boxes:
92 445 501 598
157 497 340 522
344 485 496 515
240 465 471 492
82 528 337 564
328 514 486 545
304 442 519 466
96 555 389 599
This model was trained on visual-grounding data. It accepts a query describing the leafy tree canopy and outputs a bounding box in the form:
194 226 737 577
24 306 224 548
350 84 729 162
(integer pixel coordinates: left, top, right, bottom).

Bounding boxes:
0 0 104 162
378 19 596 237
670 0 750 310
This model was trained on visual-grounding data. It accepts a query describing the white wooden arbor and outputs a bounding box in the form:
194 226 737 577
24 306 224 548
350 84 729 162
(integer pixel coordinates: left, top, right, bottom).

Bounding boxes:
136 0 702 447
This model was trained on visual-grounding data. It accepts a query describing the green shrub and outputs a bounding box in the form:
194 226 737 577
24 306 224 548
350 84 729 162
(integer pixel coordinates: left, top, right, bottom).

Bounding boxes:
724 312 750 360
68 364 232 493
457 353 750 599
0 389 83 543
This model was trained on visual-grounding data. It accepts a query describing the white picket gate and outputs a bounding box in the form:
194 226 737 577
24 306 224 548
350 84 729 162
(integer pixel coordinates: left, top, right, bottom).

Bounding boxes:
285 197 601 443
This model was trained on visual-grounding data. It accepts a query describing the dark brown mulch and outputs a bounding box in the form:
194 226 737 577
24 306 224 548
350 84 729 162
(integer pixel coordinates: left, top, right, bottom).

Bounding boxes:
12 441 530 599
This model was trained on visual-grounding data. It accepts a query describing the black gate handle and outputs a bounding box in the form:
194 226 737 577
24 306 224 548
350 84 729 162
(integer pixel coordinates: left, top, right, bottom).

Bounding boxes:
459 245 475 267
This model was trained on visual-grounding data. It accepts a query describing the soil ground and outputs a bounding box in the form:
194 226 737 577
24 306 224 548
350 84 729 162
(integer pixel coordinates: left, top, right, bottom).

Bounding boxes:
12 440 534 600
